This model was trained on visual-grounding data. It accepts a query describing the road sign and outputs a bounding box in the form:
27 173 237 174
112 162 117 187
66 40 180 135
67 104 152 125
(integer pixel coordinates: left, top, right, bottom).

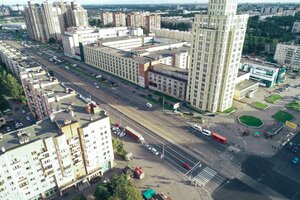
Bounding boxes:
285 121 297 129
173 102 180 110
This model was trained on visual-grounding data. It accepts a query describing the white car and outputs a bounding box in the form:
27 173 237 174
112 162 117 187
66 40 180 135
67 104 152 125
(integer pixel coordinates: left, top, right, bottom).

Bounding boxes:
119 132 126 137
22 110 26 114
201 129 211 136
151 147 159 156
6 127 11 132
26 116 30 121
192 124 202 132
145 144 152 151
146 102 152 108
96 85 99 89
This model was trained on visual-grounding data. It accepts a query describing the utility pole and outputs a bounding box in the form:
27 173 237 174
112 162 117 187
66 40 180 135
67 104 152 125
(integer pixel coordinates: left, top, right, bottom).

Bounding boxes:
161 144 165 159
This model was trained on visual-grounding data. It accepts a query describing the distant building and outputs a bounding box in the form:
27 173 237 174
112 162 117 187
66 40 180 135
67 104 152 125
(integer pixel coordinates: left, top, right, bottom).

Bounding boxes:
154 28 192 42
0 6 10 16
24 1 88 42
62 26 143 58
113 12 126 27
240 57 286 87
127 12 161 33
100 12 113 25
292 21 300 33
274 43 300 71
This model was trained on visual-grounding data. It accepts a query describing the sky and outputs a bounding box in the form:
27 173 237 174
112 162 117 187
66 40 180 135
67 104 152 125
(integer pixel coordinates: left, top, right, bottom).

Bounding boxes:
2 0 300 5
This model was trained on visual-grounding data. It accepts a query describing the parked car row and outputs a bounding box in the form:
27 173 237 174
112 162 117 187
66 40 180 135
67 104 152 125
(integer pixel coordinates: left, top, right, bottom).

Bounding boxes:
112 126 126 137
192 124 211 136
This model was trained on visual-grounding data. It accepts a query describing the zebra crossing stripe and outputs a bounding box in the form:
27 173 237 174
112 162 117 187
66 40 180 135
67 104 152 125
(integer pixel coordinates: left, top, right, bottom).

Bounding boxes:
192 167 217 186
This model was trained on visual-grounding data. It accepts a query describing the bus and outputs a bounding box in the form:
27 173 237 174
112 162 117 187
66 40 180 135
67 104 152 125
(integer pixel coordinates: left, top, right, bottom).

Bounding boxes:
211 132 228 144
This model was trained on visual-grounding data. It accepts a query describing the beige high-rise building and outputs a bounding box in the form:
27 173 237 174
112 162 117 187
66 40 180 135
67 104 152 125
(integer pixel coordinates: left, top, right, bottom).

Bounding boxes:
127 12 161 33
186 0 248 112
113 12 126 27
100 12 113 25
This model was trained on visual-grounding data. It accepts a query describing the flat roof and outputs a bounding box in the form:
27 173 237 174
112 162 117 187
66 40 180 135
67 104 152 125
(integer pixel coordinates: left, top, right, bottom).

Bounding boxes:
241 57 281 69
0 118 59 153
237 70 249 77
235 79 259 91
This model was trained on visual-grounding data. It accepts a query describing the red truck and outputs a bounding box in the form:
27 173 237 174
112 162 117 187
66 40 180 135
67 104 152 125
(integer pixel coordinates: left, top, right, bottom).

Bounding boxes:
125 126 145 144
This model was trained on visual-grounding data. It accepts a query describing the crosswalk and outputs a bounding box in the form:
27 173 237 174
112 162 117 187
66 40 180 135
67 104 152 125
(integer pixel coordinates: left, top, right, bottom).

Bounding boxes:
220 145 241 160
192 167 218 187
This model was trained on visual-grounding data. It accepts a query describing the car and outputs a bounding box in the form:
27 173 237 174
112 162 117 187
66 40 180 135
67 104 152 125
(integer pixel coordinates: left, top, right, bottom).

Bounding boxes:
96 75 102 78
292 146 299 154
90 176 101 184
22 110 26 114
6 126 11 132
292 157 299 165
201 129 211 136
145 144 152 151
192 124 202 132
96 85 99 89
94 82 97 85
26 116 31 121
119 132 126 137
151 147 159 156
183 162 192 170
146 102 152 108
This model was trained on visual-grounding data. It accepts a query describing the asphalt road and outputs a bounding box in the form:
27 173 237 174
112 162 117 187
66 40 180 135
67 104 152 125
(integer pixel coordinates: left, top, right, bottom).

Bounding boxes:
5 39 287 200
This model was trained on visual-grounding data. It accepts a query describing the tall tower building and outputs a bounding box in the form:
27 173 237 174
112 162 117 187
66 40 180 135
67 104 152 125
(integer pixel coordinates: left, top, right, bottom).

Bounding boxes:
186 0 248 112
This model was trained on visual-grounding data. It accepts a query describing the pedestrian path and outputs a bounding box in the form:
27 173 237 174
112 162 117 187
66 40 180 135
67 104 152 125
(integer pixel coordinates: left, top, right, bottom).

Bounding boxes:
192 167 218 187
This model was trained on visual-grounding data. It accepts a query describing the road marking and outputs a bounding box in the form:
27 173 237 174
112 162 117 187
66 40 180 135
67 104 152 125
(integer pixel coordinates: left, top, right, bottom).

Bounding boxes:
192 167 218 187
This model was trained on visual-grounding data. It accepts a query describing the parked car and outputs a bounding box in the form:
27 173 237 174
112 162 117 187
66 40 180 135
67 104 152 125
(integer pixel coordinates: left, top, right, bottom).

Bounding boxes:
192 124 202 132
183 162 192 170
6 126 11 132
26 116 31 121
201 129 211 136
145 144 152 151
292 146 299 154
292 157 299 165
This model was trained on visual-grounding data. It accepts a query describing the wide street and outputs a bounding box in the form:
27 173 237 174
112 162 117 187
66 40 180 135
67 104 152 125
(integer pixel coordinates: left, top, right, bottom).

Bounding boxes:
5 39 294 200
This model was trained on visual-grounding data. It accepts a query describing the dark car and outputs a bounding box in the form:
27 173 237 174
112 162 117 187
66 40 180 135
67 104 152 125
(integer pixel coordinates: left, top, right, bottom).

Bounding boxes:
183 162 192 170
90 177 101 184
292 146 299 154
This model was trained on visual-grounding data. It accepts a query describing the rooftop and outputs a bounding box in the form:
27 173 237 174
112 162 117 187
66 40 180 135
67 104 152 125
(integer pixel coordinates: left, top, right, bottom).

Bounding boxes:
0 118 59 154
241 57 281 69
235 79 259 91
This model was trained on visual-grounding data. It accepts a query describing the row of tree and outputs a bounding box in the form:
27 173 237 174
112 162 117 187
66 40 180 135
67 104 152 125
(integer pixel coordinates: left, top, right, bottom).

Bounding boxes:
0 64 25 102
94 174 143 200
243 13 300 56
161 21 192 31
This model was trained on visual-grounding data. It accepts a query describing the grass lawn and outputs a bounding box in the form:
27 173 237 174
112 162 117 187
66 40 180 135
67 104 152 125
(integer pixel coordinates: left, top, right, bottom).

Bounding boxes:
286 101 300 112
251 102 269 110
239 115 264 127
221 107 235 114
266 93 283 104
0 95 10 112
272 110 294 123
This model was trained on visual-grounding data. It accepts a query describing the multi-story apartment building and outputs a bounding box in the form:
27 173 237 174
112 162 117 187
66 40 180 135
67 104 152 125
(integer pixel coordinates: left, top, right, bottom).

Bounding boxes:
240 57 286 88
82 36 189 88
292 21 300 33
113 12 126 27
127 12 161 33
100 12 113 25
274 43 300 71
0 41 42 80
0 97 114 200
154 28 192 42
0 6 10 16
186 0 248 112
24 1 88 42
148 64 188 100
62 26 143 58
145 14 161 33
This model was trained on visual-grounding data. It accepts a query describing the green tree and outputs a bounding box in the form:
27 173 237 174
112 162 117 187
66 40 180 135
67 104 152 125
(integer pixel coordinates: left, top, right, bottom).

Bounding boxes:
5 74 23 99
94 184 111 200
108 196 121 200
73 193 87 200
112 139 123 153
114 184 143 200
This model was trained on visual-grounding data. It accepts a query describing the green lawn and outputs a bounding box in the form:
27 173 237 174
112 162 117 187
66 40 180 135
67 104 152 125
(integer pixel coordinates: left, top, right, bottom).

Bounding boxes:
238 115 264 127
266 93 282 104
153 91 180 103
221 107 236 114
272 110 294 123
251 102 269 110
286 101 300 112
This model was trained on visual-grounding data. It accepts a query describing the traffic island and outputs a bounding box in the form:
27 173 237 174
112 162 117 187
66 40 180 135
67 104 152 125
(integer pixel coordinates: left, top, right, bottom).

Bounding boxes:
251 102 269 110
272 110 294 123
286 101 300 112
238 115 264 128
265 93 282 104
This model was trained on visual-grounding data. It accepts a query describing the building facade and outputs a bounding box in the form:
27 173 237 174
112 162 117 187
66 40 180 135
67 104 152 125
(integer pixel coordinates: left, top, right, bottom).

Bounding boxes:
100 12 113 25
113 12 126 27
62 26 143 58
292 21 300 33
274 43 300 71
154 28 192 42
127 12 161 33
186 0 248 112
148 64 188 100
240 57 286 88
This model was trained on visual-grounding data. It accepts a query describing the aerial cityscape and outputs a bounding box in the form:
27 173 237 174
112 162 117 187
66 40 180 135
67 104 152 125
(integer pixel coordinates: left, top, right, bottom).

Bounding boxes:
0 0 300 200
